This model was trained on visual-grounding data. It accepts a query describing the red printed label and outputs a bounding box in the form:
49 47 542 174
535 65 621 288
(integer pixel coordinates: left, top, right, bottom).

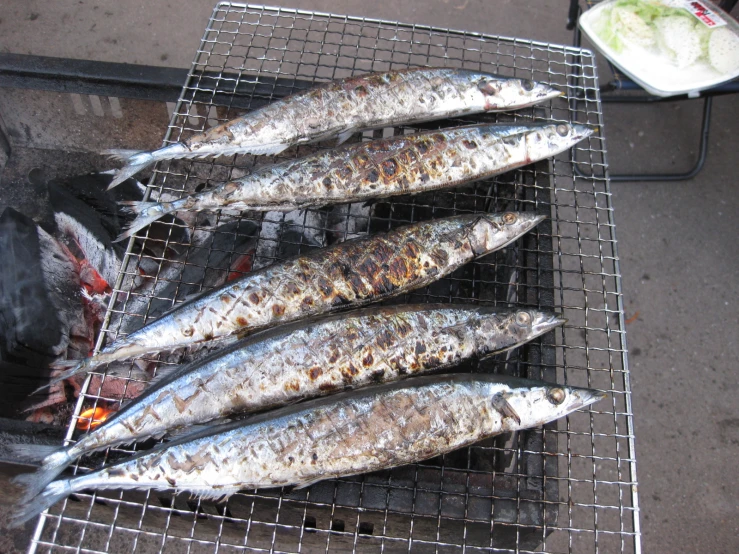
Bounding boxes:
685 1 727 27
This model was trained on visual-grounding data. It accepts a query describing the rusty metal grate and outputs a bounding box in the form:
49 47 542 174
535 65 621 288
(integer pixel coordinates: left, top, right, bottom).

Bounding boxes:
29 3 640 553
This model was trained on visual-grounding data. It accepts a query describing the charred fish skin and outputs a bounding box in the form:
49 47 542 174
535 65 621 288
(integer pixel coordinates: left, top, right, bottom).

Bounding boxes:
117 123 592 240
51 212 546 384
67 305 567 455
13 374 604 526
185 69 561 156
18 303 563 500
106 68 562 188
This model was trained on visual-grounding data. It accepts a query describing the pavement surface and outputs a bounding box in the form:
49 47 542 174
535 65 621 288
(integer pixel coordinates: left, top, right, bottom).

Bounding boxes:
0 1 738 552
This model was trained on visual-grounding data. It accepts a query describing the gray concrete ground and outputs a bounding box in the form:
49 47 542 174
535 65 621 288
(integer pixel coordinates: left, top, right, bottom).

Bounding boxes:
0 1 738 552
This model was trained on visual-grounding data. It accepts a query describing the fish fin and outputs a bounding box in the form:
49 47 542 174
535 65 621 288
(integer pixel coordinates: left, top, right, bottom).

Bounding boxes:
11 447 73 502
115 201 172 242
39 357 96 392
491 394 521 425
104 149 157 190
104 148 145 162
165 418 234 440
189 486 241 501
248 142 290 156
336 129 356 146
292 477 325 491
10 479 73 528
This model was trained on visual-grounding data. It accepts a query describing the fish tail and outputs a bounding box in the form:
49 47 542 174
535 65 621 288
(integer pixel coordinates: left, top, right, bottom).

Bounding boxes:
11 447 74 502
115 200 176 242
104 143 189 189
37 357 97 393
10 478 74 528
104 149 155 189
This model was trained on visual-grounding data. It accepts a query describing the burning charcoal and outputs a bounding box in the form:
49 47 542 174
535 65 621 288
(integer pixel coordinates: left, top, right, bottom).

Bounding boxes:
48 173 144 239
0 208 84 366
48 183 123 289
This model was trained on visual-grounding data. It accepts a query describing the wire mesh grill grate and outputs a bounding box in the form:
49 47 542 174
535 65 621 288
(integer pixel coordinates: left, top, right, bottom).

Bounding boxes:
29 3 639 553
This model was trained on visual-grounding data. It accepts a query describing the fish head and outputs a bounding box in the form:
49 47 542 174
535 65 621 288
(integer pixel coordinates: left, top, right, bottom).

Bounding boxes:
484 376 607 431
524 122 596 160
475 308 566 353
470 73 562 111
466 212 546 256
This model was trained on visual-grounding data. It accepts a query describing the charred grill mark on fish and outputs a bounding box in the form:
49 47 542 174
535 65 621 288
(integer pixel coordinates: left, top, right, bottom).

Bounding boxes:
13 374 604 527
49 213 546 390
116 123 592 240
105 68 562 189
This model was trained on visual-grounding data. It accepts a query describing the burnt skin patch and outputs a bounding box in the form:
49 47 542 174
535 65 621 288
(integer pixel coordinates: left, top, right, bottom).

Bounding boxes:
236 316 248 327
322 177 332 188
354 85 368 97
315 276 335 298
272 304 286 317
248 292 260 304
285 380 300 392
319 382 339 392
362 352 374 367
327 348 340 364
385 256 408 285
302 296 314 307
371 369 385 382
381 158 398 177
462 139 478 149
415 342 427 355
367 168 380 183
309 366 322 380
172 394 188 414
220 294 231 304
355 154 371 167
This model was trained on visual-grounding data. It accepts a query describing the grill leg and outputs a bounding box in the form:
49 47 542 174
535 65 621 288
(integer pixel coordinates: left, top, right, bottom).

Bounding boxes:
573 96 712 182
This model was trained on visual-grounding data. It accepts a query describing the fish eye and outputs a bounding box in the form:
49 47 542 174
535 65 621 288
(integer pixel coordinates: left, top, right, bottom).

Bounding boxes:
556 124 569 136
522 79 534 91
503 212 517 225
515 311 531 326
547 387 566 405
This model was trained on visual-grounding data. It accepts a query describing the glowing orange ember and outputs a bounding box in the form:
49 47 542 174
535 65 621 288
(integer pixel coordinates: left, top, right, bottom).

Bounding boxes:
77 406 113 431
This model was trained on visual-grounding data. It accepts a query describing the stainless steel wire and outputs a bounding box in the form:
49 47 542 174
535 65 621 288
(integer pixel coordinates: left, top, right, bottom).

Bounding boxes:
29 3 639 553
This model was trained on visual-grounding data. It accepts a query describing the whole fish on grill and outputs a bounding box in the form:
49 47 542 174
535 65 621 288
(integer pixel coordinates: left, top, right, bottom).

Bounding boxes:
47 212 545 386
117 122 593 240
12 374 605 527
16 304 565 497
105 68 562 188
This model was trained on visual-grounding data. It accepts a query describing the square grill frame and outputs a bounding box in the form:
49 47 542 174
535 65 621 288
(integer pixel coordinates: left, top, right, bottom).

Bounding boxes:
28 3 640 553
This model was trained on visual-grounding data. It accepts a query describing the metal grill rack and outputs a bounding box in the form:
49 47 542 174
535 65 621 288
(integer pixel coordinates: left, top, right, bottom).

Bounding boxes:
29 3 640 553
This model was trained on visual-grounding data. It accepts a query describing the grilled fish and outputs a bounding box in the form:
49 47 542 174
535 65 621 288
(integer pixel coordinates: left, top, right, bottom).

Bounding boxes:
48 212 546 385
13 374 604 527
117 122 593 240
17 304 565 497
105 68 562 188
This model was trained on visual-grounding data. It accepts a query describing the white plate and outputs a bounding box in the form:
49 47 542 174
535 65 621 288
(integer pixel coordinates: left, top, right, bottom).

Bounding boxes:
579 0 739 97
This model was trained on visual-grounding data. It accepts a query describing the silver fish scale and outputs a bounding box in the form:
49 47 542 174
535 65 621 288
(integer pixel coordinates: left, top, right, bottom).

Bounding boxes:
94 214 537 365
84 379 519 493
74 305 539 456
191 125 537 210
222 69 486 150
